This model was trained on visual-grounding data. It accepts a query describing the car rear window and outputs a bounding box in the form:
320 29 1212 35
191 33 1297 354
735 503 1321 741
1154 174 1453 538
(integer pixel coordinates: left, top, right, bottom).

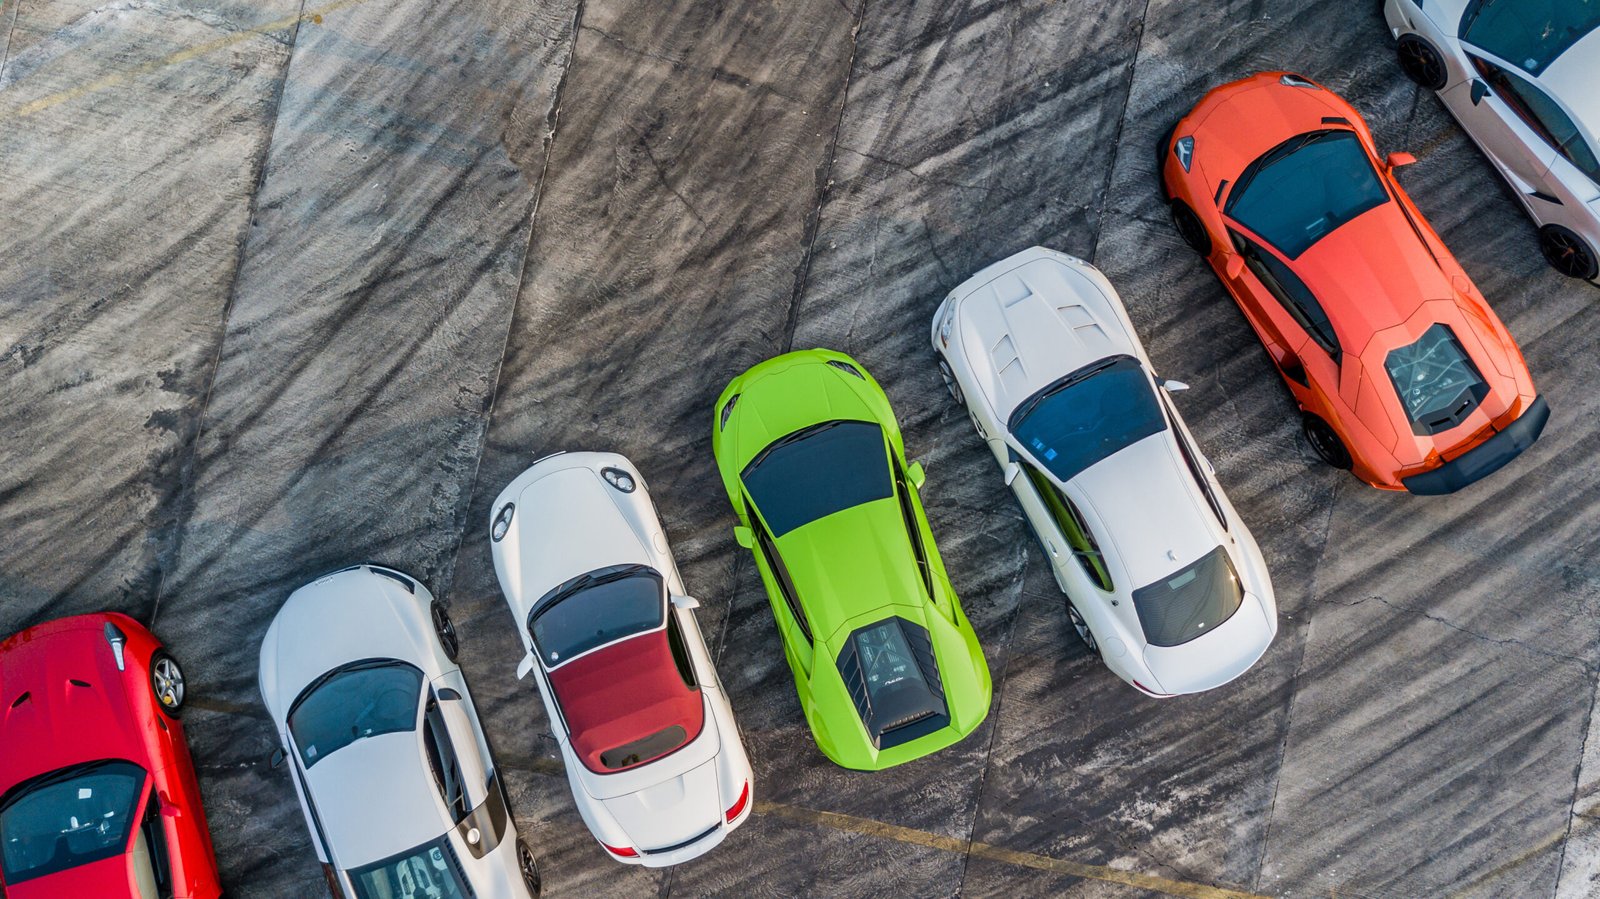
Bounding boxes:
1225 130 1390 259
0 760 145 884
1461 0 1600 76
836 618 949 750
288 660 423 768
1384 324 1490 436
529 566 665 667
1132 547 1244 647
349 836 471 899
1008 356 1167 483
741 420 894 537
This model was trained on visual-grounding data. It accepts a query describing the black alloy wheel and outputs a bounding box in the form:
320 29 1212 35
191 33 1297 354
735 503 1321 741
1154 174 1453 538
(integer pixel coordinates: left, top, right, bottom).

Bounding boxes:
150 651 186 716
431 601 460 662
937 357 964 405
1397 34 1448 91
1539 225 1600 280
1170 200 1212 256
1066 602 1100 658
1302 413 1353 470
517 839 542 897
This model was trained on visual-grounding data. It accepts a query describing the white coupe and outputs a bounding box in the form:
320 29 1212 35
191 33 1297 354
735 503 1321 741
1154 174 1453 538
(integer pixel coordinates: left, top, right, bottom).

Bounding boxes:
930 247 1278 696
1385 0 1600 280
258 564 542 899
488 452 752 866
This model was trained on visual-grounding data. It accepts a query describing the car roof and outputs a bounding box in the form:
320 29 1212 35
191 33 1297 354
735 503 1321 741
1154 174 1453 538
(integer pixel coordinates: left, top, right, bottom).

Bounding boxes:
1538 28 1600 148
952 252 1137 422
545 629 705 774
302 731 445 869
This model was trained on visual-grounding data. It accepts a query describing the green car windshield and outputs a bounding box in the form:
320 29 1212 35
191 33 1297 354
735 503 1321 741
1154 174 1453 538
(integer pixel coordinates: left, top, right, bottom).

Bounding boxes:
1009 356 1166 483
1461 0 1600 76
741 420 894 537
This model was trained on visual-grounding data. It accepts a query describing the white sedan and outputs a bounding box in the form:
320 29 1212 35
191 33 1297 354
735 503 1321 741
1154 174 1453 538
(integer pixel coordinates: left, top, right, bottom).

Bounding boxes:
488 452 752 866
1385 0 1600 280
930 247 1278 696
258 564 542 899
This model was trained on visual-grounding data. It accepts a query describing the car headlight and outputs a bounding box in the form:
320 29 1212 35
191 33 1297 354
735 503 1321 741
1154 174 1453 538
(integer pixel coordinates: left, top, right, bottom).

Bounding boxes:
601 467 637 493
1175 136 1194 172
826 359 865 379
1280 73 1320 89
719 394 740 431
938 301 957 347
491 503 514 542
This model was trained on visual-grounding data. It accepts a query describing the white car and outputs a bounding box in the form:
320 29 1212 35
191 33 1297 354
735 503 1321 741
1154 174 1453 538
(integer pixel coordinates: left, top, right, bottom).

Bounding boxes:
930 247 1278 696
488 452 753 866
258 564 541 899
1384 0 1600 281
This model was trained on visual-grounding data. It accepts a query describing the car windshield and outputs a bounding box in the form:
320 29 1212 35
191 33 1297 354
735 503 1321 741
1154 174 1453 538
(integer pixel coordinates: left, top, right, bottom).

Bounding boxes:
1008 356 1167 483
1384 324 1489 435
529 566 665 667
1462 0 1600 76
1225 130 1391 258
0 760 145 884
1132 547 1244 647
348 836 471 899
288 660 423 768
836 618 949 750
741 420 894 537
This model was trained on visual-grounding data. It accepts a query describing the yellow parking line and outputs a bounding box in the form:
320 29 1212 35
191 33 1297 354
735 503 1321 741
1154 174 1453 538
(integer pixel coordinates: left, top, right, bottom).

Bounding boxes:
4 0 367 119
755 799 1271 899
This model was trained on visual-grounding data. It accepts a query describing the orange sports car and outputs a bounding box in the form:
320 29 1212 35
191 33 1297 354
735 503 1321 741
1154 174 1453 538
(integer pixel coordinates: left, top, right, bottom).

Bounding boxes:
1158 71 1548 495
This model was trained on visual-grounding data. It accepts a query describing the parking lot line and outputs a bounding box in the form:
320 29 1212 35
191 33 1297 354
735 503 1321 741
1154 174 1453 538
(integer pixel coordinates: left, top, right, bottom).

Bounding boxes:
4 0 369 119
755 799 1271 899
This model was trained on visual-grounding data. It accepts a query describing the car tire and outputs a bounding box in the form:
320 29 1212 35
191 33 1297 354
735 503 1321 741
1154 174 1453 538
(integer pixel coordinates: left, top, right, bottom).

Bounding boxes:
1169 200 1212 256
937 357 964 405
431 601 460 663
516 838 542 897
1396 34 1448 91
1065 602 1100 658
149 651 186 717
1302 413 1353 470
1539 225 1600 280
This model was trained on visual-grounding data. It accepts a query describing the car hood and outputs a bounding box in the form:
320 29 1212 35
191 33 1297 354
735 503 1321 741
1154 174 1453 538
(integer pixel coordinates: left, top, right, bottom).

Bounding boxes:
720 355 885 471
953 251 1137 422
1186 75 1355 197
1141 592 1276 695
598 758 725 853
302 732 444 868
773 497 926 643
0 619 148 785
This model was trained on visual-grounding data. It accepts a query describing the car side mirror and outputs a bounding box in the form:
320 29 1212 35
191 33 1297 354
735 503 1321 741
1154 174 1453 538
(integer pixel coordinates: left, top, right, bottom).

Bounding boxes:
906 461 926 489
268 747 286 769
516 653 536 680
1161 379 1190 393
1003 461 1021 486
438 687 462 701
732 525 753 549
160 802 181 819
1385 152 1416 171
671 595 701 610
1224 254 1246 280
1471 79 1489 105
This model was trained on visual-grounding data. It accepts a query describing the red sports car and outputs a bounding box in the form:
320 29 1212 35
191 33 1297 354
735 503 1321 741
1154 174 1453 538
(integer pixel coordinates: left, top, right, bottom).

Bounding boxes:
1159 72 1549 494
0 613 220 898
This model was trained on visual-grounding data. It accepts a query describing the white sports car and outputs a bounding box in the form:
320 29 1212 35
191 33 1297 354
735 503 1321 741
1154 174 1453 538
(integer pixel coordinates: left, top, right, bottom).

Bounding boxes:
258 564 542 899
930 247 1279 697
488 452 753 866
1384 0 1600 280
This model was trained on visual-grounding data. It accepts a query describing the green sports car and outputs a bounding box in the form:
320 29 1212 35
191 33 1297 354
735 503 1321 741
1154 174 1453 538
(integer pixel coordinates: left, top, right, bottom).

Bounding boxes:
712 349 992 770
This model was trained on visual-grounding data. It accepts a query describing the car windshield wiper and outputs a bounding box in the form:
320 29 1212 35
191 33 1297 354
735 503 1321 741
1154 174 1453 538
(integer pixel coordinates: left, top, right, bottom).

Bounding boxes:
1008 358 1121 431
745 419 849 475
1226 129 1342 215
0 760 137 814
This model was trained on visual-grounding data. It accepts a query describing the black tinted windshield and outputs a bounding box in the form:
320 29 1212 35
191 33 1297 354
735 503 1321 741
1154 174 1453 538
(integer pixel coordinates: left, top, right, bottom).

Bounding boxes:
837 618 949 750
1463 0 1600 75
1226 130 1390 258
349 836 471 899
1385 324 1490 435
289 660 423 768
0 760 144 884
741 420 894 537
1132 547 1244 647
1008 356 1166 482
530 565 665 667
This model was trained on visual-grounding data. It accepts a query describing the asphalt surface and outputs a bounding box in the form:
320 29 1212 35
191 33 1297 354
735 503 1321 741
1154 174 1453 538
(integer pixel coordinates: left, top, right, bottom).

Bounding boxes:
3 0 1600 896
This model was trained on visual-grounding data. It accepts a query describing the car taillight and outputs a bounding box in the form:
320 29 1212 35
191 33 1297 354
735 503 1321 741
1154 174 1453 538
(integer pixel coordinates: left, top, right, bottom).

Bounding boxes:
602 842 638 858
725 781 750 822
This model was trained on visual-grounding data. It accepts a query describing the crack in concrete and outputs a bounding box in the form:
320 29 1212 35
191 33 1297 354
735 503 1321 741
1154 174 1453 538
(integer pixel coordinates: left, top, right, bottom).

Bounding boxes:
1319 593 1598 674
625 121 707 227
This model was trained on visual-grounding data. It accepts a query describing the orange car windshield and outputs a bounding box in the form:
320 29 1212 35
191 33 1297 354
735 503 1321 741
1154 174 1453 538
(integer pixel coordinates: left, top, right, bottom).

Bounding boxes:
1225 130 1390 259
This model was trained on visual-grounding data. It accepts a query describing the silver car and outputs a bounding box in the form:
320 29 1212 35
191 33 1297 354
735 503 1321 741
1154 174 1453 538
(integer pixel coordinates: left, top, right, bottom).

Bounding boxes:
258 564 542 898
1384 0 1600 281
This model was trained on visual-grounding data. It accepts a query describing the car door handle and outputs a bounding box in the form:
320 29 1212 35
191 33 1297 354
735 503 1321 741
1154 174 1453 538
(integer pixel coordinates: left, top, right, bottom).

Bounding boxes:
1045 540 1060 558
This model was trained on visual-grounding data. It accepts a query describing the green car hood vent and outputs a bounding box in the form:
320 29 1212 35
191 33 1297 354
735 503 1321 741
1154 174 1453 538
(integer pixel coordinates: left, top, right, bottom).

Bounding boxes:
836 617 949 750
